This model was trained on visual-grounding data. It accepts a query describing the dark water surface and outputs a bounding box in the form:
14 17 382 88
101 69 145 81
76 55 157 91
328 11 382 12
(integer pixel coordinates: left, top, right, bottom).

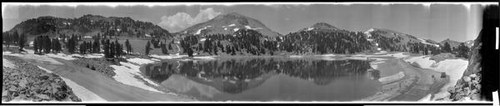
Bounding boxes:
141 57 382 101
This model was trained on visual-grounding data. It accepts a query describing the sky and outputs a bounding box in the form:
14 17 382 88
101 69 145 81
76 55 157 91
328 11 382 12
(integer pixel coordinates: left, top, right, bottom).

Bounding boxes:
2 3 493 42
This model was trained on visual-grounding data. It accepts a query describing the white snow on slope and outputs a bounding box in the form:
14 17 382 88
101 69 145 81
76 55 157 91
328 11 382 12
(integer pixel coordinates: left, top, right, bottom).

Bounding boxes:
195 26 212 35
244 25 263 30
228 24 236 27
3 58 16 69
364 28 375 38
404 56 436 69
3 50 63 65
233 28 240 32
418 38 440 47
306 27 314 31
110 61 162 93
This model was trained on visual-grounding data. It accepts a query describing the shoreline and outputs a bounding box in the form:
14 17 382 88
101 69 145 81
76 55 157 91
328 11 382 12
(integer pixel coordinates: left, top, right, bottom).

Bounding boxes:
362 59 449 101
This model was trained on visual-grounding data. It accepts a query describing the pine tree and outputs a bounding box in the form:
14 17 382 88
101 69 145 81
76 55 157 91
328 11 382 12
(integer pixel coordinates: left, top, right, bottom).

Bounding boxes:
18 32 27 52
145 41 151 55
125 39 131 54
104 39 110 58
443 42 452 53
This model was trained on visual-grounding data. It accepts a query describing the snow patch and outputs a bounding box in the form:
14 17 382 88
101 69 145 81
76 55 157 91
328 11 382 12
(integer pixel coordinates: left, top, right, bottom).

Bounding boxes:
306 27 314 31
127 58 158 65
195 26 212 35
364 28 375 38
418 38 440 47
37 66 54 73
233 28 240 32
3 59 16 69
3 50 63 65
110 61 162 93
193 56 216 60
200 38 206 42
378 71 405 84
150 54 187 59
228 24 236 27
289 55 304 58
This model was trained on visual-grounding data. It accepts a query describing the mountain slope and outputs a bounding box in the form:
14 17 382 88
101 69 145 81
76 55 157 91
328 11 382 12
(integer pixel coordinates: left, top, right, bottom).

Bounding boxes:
365 28 440 52
280 22 372 54
7 14 171 38
177 12 281 38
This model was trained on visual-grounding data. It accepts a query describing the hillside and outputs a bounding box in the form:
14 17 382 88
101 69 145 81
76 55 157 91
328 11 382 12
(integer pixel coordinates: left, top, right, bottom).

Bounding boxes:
6 14 172 39
177 12 281 38
365 28 441 54
280 22 372 54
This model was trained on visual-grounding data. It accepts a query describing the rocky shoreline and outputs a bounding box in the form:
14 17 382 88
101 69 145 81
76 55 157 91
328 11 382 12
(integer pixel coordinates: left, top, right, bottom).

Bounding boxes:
2 56 81 102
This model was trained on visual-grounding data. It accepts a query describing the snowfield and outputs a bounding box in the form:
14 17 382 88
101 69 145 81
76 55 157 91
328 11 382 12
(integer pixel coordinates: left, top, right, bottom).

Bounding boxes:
110 58 163 93
193 56 216 60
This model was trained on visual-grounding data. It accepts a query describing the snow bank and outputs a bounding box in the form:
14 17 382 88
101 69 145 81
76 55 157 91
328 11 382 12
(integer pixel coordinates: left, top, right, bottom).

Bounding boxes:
127 58 159 65
374 51 387 54
150 54 187 59
3 50 63 65
378 71 405 84
193 56 216 60
404 56 436 69
370 60 385 70
110 60 162 93
37 66 54 73
3 58 16 68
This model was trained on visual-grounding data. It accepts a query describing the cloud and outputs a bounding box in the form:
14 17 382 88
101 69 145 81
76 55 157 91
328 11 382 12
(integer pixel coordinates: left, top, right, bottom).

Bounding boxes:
158 8 221 32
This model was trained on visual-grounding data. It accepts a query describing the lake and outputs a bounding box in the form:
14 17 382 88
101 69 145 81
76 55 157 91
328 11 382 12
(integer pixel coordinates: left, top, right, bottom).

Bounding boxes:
140 57 383 101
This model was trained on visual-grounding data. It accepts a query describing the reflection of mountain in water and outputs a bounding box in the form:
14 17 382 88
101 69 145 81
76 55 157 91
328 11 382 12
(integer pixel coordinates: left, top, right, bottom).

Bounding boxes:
142 58 372 94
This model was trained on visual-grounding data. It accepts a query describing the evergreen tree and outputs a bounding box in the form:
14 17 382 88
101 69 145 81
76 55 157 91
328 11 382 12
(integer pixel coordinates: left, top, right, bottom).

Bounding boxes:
161 42 169 55
457 43 470 58
145 41 151 55
125 39 131 54
34 36 40 54
442 42 452 53
104 39 110 58
18 32 27 52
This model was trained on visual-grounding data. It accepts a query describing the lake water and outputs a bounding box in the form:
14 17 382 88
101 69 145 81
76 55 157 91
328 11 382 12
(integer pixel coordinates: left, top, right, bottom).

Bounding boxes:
141 57 382 101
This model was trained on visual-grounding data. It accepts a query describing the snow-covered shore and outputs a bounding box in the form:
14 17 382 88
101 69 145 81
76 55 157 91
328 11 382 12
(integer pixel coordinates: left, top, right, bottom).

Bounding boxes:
403 56 469 100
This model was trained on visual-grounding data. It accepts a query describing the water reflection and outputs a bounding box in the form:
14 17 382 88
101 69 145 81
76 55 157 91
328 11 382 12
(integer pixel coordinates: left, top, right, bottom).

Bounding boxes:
141 58 379 101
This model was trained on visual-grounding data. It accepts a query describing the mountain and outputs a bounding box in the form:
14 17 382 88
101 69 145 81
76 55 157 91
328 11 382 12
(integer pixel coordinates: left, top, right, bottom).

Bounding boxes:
177 12 281 38
6 14 171 38
364 28 441 52
280 22 372 54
